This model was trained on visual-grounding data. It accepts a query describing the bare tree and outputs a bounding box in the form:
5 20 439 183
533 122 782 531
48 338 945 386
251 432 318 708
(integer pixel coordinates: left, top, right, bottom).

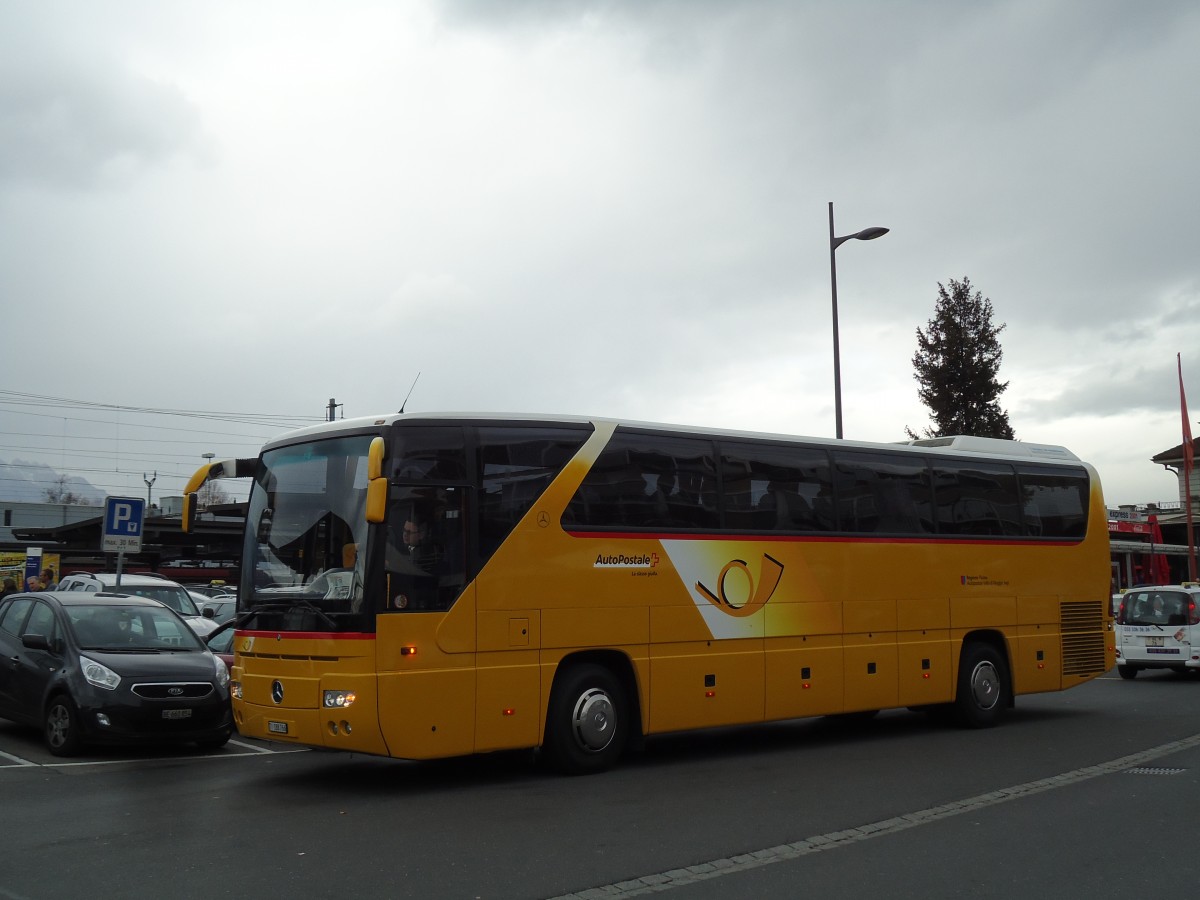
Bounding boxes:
43 475 93 505
197 481 230 508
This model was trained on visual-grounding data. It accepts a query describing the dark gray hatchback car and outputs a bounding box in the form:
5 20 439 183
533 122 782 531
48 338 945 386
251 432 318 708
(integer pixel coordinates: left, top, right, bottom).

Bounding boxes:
0 591 232 756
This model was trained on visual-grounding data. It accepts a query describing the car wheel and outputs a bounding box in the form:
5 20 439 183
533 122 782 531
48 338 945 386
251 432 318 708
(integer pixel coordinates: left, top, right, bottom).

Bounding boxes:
954 642 1011 728
195 728 232 751
542 663 628 775
1117 665 1138 680
45 694 85 757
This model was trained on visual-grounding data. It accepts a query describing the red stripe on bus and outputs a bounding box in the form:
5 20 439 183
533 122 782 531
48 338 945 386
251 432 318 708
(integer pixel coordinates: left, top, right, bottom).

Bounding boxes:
563 529 1080 547
234 630 376 640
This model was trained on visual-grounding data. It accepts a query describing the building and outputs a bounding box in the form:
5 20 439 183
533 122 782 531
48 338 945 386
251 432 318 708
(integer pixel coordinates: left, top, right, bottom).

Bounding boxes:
0 501 102 545
0 498 244 583
1147 435 1200 579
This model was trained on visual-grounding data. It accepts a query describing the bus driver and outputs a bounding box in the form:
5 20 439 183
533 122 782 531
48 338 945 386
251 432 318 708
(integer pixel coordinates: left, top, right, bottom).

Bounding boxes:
387 507 445 610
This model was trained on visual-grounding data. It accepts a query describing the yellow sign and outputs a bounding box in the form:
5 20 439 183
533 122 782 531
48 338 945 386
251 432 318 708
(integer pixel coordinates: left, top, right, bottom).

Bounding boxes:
0 551 62 590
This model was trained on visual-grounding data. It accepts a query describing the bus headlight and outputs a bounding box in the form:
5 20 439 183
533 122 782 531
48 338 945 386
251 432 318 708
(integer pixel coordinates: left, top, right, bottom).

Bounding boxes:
231 681 243 700
323 690 356 708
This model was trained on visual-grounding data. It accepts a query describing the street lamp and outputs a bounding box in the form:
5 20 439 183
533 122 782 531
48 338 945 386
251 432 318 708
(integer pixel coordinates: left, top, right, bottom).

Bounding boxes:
829 201 889 440
199 453 215 509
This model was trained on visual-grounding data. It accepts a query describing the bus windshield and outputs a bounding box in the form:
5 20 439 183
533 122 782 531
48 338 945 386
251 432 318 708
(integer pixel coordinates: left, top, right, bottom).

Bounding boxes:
240 434 374 632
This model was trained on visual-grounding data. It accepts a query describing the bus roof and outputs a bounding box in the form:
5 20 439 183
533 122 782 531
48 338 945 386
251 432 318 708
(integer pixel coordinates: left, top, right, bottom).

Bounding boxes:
261 412 1081 464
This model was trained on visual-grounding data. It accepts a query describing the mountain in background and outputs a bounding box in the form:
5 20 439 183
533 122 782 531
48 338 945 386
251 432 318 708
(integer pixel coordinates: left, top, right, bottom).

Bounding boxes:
0 457 106 505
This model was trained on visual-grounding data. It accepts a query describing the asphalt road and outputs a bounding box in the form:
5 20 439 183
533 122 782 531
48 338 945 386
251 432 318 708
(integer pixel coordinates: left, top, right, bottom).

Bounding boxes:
1 667 1197 900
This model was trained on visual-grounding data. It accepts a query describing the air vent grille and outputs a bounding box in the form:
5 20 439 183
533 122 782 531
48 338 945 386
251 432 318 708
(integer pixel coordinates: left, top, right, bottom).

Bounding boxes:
1061 600 1106 676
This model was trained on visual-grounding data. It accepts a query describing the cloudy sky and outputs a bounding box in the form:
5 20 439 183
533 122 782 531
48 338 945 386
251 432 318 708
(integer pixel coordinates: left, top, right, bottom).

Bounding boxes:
2 0 1198 509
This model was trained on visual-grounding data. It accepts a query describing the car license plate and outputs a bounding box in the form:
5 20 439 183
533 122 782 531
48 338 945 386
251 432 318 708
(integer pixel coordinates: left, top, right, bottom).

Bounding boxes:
268 721 289 734
162 708 192 720
1147 636 1165 647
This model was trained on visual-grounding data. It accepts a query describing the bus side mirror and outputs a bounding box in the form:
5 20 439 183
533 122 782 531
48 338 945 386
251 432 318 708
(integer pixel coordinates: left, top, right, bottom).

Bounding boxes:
366 478 387 523
368 436 384 481
183 493 198 533
365 436 387 523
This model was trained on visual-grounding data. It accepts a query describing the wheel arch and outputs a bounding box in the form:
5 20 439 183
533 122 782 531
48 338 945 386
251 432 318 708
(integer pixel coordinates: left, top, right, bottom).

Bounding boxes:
543 649 644 745
956 629 1014 708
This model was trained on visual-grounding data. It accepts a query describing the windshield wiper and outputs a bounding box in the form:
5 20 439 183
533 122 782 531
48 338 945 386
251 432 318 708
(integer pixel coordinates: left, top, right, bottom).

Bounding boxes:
287 596 338 629
232 599 337 631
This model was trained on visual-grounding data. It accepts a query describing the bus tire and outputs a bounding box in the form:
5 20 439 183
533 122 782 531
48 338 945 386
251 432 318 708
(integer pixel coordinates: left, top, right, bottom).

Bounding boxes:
1117 665 1138 680
954 642 1010 728
542 663 628 775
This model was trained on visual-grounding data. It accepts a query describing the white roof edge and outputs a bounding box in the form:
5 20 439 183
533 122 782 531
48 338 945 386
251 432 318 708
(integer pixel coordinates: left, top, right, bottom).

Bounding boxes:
263 415 1081 463
903 435 1079 461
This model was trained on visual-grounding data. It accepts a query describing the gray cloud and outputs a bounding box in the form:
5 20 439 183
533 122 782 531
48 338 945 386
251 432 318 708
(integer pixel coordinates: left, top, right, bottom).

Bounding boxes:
0 0 1198 507
0 14 208 190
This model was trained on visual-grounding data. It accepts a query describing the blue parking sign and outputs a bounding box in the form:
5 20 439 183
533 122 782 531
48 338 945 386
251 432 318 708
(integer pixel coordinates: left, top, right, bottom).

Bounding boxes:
103 497 145 553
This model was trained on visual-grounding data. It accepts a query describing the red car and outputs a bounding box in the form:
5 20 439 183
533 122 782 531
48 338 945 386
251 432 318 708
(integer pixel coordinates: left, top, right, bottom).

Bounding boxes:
205 626 235 670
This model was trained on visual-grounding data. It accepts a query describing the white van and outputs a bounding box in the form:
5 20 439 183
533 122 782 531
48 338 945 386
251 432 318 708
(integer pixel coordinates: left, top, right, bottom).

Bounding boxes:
1114 584 1200 679
56 571 219 637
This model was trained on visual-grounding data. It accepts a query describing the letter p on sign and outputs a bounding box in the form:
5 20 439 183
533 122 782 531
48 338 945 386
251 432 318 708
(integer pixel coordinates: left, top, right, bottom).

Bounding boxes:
113 502 134 532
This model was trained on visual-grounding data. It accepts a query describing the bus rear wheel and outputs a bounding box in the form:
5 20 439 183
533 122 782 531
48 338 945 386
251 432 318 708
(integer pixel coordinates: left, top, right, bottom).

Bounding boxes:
954 643 1011 728
542 663 628 775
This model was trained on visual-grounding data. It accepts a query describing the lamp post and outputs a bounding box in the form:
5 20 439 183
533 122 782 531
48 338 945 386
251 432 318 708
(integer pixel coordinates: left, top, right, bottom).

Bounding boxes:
829 201 889 440
200 453 214 509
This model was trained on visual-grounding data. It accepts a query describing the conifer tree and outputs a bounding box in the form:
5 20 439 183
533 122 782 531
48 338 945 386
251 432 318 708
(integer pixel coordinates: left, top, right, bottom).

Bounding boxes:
908 277 1014 440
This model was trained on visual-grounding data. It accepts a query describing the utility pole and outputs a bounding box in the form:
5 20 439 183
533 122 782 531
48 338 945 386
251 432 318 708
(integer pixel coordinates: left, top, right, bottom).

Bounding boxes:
327 398 342 422
144 471 157 510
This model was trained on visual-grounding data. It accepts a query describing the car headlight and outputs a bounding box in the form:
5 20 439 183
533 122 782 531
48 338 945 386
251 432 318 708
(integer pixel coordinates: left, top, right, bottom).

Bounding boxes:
213 655 230 688
80 655 121 691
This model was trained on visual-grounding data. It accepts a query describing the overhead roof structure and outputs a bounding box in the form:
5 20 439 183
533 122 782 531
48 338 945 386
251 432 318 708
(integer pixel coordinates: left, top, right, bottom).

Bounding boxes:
4 504 245 567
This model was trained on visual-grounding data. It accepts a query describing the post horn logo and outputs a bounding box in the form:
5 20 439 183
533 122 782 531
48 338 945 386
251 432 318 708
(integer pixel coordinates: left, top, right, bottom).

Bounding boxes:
696 554 784 618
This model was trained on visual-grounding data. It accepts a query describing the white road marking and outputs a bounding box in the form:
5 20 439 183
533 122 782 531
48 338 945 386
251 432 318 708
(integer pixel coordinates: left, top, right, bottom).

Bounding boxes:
0 748 37 767
548 732 1200 899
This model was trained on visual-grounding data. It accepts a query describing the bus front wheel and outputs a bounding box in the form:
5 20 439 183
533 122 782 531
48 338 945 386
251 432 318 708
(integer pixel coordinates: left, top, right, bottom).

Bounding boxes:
542 663 628 775
954 643 1011 728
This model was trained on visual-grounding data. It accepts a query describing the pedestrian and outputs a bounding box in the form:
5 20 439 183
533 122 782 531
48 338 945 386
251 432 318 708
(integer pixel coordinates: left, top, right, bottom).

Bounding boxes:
41 568 58 590
26 575 43 592
0 577 17 599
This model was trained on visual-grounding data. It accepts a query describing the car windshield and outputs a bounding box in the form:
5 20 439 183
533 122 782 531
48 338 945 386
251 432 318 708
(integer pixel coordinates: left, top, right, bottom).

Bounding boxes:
1122 590 1190 626
66 604 205 651
122 585 200 617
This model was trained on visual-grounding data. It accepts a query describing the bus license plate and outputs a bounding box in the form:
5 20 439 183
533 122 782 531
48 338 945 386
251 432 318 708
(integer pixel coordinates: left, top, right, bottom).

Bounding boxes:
162 709 192 720
268 721 289 734
1147 636 1165 647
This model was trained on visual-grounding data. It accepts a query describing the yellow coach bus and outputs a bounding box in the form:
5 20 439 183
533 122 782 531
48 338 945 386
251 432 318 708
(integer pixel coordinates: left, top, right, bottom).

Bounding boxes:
185 414 1113 774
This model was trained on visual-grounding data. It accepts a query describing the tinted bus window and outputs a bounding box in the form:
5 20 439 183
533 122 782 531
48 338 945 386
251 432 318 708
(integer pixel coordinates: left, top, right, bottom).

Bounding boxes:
390 426 468 481
720 442 833 532
566 431 718 530
832 451 934 535
931 461 1022 536
1017 466 1089 538
478 426 590 558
